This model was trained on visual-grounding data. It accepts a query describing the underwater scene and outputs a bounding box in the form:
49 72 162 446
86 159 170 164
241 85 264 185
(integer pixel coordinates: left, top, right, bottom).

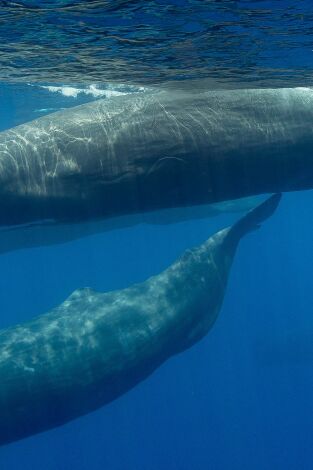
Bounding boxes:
0 1 313 469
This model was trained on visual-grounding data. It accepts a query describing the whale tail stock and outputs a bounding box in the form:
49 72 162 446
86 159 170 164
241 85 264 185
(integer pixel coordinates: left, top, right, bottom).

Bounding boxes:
225 193 282 250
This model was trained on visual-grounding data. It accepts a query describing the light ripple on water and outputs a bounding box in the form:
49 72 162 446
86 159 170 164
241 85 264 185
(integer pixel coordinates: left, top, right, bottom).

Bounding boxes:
0 0 313 87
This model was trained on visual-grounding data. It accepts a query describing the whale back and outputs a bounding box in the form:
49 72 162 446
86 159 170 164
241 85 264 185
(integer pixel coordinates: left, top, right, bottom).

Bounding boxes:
0 87 311 235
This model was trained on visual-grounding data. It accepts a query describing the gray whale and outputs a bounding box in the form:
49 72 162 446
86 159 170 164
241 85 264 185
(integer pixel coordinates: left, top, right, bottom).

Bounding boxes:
0 87 311 251
0 194 280 446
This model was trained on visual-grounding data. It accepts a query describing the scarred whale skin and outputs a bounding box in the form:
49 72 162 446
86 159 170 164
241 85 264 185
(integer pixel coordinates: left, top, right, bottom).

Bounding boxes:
0 194 280 446
0 87 311 231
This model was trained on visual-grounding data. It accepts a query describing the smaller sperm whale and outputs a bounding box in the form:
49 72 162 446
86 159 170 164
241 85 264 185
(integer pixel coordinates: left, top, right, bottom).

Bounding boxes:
0 194 281 446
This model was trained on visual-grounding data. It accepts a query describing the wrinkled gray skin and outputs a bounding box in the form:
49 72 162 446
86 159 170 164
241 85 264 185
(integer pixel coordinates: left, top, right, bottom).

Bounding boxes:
0 194 280 446
0 88 311 252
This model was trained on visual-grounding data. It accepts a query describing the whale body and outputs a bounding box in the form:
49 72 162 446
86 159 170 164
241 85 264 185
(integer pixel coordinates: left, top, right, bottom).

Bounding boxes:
0 87 311 252
0 194 280 446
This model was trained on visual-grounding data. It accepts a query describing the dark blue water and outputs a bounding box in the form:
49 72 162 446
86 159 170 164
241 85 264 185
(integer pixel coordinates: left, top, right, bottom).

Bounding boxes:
1 1 313 469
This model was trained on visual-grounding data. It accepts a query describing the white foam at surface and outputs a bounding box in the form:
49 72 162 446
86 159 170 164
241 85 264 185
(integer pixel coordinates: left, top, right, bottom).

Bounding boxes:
28 83 147 99
40 84 127 98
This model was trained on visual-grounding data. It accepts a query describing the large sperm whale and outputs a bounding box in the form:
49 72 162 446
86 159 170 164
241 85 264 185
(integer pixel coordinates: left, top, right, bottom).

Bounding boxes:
0 194 280 446
0 87 311 252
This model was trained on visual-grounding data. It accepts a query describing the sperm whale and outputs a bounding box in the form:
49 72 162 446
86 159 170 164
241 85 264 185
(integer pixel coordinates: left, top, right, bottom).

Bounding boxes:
0 194 281 446
0 87 310 252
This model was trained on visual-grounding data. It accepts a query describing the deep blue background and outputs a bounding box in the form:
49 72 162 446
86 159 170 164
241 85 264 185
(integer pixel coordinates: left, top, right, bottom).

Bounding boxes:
0 83 313 469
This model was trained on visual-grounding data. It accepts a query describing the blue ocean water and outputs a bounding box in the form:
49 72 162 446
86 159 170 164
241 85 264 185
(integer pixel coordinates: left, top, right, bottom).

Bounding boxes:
0 2 313 469
1 0 313 87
